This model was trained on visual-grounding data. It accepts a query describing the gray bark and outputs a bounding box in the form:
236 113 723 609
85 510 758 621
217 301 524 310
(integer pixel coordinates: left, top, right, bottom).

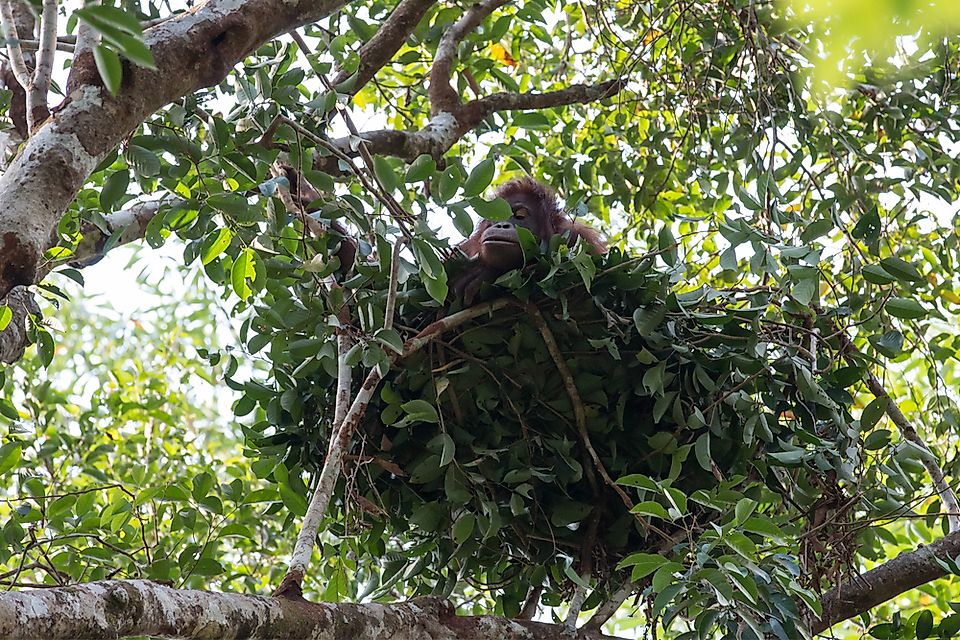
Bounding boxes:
0 579 623 640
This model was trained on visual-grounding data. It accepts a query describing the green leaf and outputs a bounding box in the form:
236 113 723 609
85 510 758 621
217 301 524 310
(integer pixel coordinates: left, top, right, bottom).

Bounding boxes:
93 45 123 95
399 399 439 425
695 433 711 472
438 433 455 467
863 429 891 451
405 155 436 183
860 397 889 431
471 197 511 222
633 304 667 337
77 6 143 34
232 248 256 300
423 271 448 304
869 330 904 358
863 264 897 285
373 156 398 193
616 552 669 580
463 158 495 197
800 218 833 243
630 501 669 520
374 328 405 355
109 31 156 69
0 399 18 420
202 228 232 265
658 225 677 266
885 297 926 320
916 609 934 640
0 306 11 332
880 257 923 283
0 442 22 475
99 169 130 211
734 498 757 524
437 166 463 203
452 513 475 544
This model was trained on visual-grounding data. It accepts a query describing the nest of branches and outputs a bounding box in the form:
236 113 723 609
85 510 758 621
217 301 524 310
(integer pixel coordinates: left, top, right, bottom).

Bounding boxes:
247 247 856 611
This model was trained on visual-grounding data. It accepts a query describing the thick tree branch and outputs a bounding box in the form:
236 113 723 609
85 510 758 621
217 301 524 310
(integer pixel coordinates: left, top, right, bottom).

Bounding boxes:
68 201 165 268
0 0 31 91
472 80 625 115
72 0 99 60
0 579 625 639
330 0 437 93
0 0 356 300
810 528 960 635
313 78 624 175
0 286 39 364
0 0 33 138
428 0 508 115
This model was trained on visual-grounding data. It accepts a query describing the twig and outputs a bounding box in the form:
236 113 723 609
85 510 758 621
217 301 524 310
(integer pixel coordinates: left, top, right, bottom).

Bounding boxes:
517 584 542 620
384 237 405 331
13 39 74 53
565 508 601 629
837 329 960 533
523 302 671 542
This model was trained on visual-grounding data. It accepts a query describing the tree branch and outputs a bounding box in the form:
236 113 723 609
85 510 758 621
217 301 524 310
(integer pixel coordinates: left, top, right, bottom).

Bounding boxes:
29 0 57 127
0 0 32 92
312 77 625 176
428 0 508 115
837 330 960 533
331 0 437 93
0 579 626 639
0 200 165 364
0 0 357 300
72 0 100 60
583 580 635 632
472 79 625 115
810 528 960 635
277 298 511 595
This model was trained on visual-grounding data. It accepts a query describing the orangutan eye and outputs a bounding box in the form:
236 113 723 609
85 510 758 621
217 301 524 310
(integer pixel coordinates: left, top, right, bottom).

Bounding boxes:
513 207 529 219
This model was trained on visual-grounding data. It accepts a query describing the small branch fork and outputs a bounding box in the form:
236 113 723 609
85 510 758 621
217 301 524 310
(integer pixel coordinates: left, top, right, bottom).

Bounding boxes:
305 0 625 175
0 0 56 131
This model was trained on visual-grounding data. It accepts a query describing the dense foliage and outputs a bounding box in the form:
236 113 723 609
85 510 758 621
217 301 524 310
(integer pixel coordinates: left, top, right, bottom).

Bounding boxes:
243 238 862 635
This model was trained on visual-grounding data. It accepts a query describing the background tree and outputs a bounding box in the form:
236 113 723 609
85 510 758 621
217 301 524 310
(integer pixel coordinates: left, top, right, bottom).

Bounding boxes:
2 0 960 638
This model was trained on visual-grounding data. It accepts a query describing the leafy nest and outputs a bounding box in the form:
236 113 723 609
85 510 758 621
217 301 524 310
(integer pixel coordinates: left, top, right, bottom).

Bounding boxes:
244 246 855 612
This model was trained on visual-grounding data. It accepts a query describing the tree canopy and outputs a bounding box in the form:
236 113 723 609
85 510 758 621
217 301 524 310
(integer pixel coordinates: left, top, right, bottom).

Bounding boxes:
3 0 960 638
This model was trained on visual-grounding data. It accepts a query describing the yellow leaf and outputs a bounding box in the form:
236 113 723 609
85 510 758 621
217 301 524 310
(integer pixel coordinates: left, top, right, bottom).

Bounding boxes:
942 290 960 305
642 29 663 45
489 43 518 68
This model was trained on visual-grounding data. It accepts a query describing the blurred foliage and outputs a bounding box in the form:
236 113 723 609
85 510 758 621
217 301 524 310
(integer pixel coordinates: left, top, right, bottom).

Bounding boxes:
0 256 296 596
2 0 960 638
